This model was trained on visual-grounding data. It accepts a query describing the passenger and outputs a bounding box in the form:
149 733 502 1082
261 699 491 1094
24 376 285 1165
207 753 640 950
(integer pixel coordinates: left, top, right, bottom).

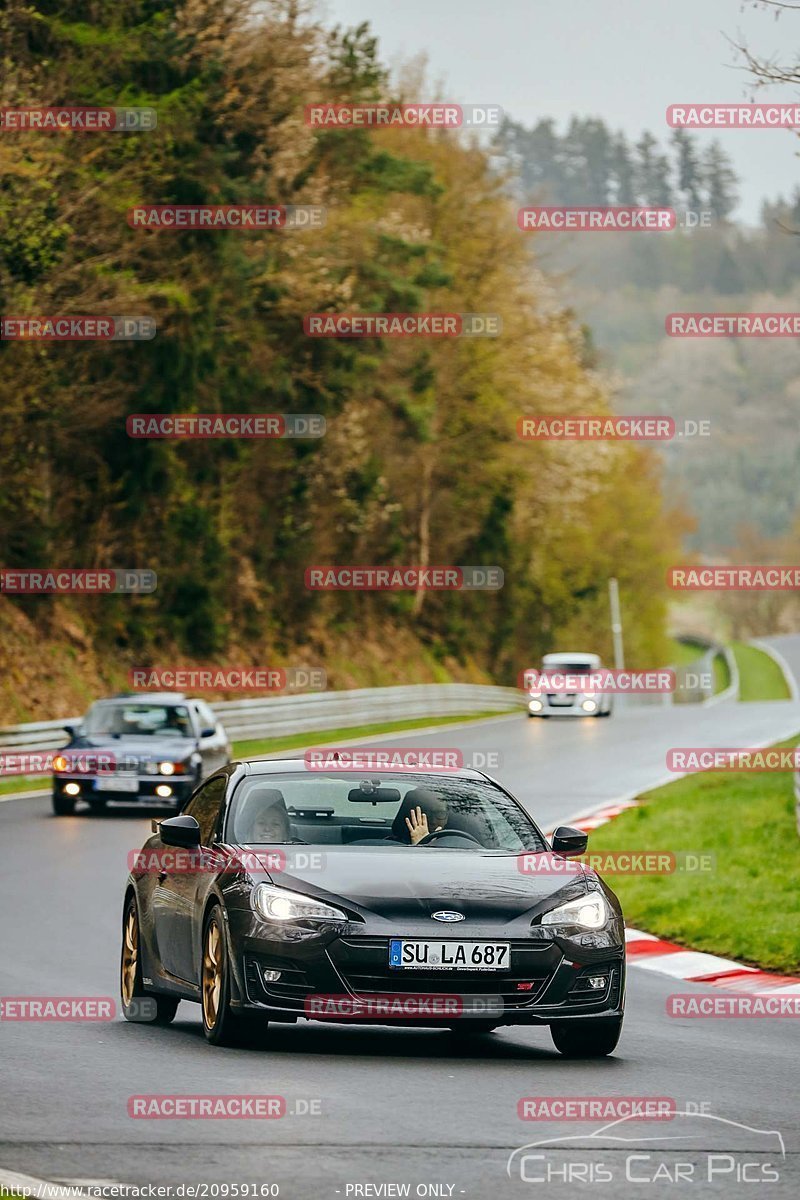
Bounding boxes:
391 788 449 846
249 790 292 842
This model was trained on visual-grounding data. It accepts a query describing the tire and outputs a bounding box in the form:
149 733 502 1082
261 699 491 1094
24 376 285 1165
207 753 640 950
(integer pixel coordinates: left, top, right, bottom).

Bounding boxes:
120 894 179 1025
52 792 76 816
550 1016 623 1058
201 905 267 1047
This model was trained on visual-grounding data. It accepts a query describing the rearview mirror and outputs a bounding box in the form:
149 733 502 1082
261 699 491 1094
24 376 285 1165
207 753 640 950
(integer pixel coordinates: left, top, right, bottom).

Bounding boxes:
159 815 201 848
551 825 588 857
347 786 402 804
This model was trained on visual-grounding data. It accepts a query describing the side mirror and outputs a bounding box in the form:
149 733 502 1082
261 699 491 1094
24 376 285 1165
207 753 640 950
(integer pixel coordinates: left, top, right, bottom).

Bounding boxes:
64 724 79 739
551 825 588 857
159 815 201 848
200 727 216 738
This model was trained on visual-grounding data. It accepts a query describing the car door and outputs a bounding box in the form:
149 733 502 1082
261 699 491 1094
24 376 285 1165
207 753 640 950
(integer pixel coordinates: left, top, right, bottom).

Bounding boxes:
152 774 227 983
192 700 230 778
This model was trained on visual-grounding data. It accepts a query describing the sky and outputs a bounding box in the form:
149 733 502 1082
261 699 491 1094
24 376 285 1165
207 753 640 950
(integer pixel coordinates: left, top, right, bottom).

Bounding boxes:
319 0 800 224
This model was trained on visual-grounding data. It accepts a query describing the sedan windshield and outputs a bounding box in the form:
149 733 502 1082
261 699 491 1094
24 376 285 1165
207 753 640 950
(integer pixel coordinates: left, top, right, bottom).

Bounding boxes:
84 702 194 738
228 772 548 852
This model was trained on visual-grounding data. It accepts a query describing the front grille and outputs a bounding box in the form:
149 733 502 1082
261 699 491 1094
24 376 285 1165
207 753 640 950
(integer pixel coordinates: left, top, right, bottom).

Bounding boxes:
547 694 576 706
329 937 554 1009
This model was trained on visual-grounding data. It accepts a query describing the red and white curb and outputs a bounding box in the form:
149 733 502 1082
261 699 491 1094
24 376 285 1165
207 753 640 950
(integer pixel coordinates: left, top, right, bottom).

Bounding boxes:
625 927 800 993
559 799 800 994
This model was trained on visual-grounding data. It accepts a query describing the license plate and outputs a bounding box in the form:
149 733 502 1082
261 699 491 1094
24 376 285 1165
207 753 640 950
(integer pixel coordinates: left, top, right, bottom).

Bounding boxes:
98 776 140 794
389 940 510 971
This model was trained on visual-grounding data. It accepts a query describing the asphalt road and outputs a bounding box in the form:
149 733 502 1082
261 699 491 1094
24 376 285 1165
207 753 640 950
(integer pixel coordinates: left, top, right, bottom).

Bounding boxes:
2 697 800 1199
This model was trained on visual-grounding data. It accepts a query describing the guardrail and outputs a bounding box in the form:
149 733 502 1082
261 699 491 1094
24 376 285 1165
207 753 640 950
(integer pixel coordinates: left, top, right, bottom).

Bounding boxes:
670 635 739 705
0 684 524 755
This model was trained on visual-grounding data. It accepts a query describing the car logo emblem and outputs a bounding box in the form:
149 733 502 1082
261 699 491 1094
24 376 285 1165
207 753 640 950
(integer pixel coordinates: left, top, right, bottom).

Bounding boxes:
431 910 464 922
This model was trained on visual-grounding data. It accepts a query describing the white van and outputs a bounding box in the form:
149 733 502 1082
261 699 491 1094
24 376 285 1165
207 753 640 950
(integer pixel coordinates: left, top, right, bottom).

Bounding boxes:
526 651 613 718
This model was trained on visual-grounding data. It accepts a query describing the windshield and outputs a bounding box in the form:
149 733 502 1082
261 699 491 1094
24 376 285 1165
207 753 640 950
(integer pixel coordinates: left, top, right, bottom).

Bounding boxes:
227 772 547 852
84 702 194 738
543 661 595 674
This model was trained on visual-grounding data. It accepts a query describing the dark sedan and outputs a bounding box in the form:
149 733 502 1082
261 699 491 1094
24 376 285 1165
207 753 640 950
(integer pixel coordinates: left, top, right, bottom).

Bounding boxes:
53 693 231 815
120 759 625 1056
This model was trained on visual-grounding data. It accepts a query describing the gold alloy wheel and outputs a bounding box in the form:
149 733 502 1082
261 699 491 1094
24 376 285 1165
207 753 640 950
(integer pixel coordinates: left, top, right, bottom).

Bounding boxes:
202 917 223 1030
121 904 138 1007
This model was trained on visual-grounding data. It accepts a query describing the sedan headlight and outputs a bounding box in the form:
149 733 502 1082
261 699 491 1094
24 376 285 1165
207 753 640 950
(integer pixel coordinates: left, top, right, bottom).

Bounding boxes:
541 891 609 930
253 883 346 924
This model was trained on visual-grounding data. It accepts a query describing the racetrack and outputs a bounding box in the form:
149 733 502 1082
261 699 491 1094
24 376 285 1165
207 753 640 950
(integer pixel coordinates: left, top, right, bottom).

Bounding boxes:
2 699 800 1198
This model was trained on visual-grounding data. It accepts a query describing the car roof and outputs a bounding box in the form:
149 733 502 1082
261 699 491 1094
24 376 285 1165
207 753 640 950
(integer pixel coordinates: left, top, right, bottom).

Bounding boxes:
92 692 189 704
233 757 490 782
542 652 601 665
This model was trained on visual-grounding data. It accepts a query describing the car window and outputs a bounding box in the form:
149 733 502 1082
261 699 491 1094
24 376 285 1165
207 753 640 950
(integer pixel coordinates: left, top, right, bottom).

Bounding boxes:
183 775 226 844
84 702 194 738
227 772 547 852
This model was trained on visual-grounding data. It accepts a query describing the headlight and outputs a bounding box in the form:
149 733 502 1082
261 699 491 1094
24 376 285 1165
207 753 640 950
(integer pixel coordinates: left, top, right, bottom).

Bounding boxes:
253 883 346 924
581 699 597 712
158 761 187 775
528 690 542 698
541 892 609 930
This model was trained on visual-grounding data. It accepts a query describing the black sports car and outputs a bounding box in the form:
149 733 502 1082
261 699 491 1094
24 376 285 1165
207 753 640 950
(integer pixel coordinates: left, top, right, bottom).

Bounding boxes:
53 692 231 815
121 759 625 1055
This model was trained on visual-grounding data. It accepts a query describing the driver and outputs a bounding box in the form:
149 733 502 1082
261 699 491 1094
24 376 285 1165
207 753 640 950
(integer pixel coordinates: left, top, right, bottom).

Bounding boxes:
391 788 449 846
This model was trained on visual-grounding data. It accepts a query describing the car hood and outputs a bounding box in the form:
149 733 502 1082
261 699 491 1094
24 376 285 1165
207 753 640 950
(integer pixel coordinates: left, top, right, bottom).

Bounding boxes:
240 844 590 922
70 734 197 761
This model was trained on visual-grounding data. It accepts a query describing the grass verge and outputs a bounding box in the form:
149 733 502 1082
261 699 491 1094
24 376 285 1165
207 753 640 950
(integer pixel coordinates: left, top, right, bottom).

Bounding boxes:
731 641 791 702
588 736 800 973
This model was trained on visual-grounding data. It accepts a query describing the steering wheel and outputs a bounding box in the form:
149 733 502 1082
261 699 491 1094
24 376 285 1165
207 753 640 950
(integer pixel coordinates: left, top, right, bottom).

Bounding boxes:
417 828 483 847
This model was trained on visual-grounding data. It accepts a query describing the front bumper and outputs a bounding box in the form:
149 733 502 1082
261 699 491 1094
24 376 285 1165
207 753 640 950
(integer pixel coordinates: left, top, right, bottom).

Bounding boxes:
226 911 625 1026
52 774 195 805
528 692 611 716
